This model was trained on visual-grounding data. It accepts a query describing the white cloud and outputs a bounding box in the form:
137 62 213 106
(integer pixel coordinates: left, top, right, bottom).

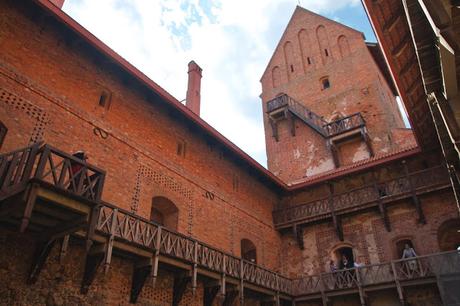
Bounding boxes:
63 0 360 167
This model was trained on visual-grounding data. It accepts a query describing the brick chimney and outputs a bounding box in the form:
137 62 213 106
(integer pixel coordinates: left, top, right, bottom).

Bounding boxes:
49 0 65 9
186 61 202 116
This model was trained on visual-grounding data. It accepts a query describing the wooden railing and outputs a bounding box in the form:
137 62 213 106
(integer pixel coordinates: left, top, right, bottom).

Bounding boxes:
291 250 460 297
323 113 365 137
33 145 106 202
0 143 105 202
95 204 287 294
273 165 450 228
0 143 41 200
266 94 365 138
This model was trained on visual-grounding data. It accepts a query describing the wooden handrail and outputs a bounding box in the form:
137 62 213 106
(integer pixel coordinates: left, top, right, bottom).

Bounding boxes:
273 165 449 226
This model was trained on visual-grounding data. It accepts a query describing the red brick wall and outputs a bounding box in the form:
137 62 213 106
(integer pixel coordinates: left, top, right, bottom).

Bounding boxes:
260 7 414 184
0 1 281 270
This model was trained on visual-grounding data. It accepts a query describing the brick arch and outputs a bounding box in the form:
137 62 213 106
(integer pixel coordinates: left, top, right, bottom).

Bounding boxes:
151 196 179 231
391 235 417 260
272 66 281 88
283 41 295 79
298 28 311 71
316 25 332 64
241 238 257 263
329 242 356 269
338 35 350 58
437 218 460 251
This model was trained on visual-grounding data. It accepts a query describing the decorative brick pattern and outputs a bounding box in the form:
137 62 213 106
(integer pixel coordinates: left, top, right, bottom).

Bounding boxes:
0 87 49 143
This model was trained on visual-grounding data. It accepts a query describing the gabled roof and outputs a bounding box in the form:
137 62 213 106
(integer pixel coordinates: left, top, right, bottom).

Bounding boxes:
260 5 365 81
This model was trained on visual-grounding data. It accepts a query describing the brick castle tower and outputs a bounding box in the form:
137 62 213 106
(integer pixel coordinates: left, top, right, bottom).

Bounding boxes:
260 6 415 184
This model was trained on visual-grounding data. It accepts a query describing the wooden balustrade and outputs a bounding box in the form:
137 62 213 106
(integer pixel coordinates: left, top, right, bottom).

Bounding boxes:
323 113 365 137
0 143 41 200
273 165 450 229
291 250 460 298
95 203 289 294
34 145 105 202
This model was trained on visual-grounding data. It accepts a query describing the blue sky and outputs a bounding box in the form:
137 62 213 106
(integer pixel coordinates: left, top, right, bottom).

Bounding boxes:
63 0 377 167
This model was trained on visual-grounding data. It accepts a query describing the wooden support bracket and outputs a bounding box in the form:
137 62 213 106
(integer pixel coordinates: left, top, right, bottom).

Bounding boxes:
223 289 239 306
130 258 153 304
20 183 38 233
292 225 304 250
204 284 221 306
269 118 279 142
27 239 57 284
172 273 192 306
327 141 340 168
81 243 106 294
402 161 426 224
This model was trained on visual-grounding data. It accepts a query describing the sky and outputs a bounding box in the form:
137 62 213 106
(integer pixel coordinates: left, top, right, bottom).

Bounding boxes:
63 0 376 167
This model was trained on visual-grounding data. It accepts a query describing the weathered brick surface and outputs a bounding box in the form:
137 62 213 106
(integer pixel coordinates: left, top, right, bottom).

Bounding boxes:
0 2 458 306
260 7 414 184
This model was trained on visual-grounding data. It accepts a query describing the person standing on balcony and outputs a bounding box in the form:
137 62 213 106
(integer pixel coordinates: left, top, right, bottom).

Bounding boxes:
69 151 87 192
401 243 418 272
329 260 337 272
339 254 354 269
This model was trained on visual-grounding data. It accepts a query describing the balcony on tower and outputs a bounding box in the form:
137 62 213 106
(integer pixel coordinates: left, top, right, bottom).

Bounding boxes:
266 94 374 168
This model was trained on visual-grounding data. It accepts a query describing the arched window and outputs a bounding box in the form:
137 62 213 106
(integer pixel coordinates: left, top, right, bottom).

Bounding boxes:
298 29 312 71
338 35 350 58
283 41 295 78
394 238 415 259
0 121 7 149
272 66 281 88
151 196 179 230
438 219 460 251
331 246 355 270
241 239 257 263
316 25 331 64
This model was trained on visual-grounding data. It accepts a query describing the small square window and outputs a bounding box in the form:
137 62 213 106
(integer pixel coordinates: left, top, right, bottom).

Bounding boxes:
322 78 330 90
98 91 112 110
177 139 186 157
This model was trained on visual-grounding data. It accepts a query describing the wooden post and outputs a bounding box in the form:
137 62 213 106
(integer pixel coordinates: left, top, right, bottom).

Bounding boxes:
103 208 117 274
391 261 405 306
402 160 426 224
355 267 367 306
240 258 245 306
192 241 198 295
151 226 162 287
319 273 329 306
328 184 343 241
270 118 279 142
371 171 391 232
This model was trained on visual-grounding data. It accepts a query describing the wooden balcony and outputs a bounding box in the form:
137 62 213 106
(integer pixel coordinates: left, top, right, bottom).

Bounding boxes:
273 165 451 231
0 143 291 305
266 94 366 138
291 250 460 305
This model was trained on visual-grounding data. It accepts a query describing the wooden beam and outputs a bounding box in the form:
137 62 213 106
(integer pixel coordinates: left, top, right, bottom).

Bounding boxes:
27 239 57 284
392 34 411 57
372 172 391 232
130 258 153 304
80 243 106 294
172 274 192 306
327 141 340 168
